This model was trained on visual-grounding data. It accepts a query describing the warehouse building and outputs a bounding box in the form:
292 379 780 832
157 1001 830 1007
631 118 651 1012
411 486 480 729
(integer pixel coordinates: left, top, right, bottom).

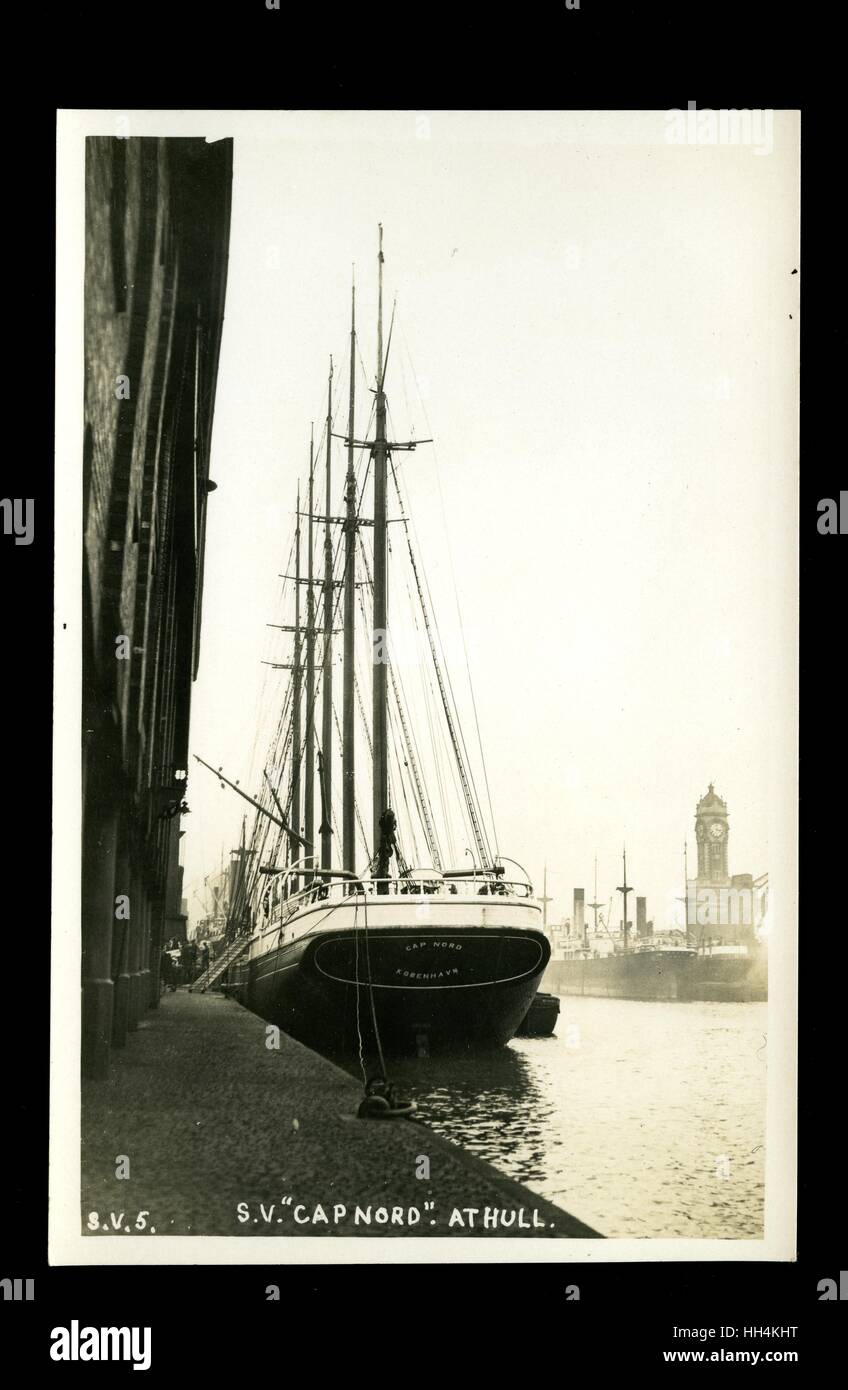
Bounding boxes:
82 135 233 1077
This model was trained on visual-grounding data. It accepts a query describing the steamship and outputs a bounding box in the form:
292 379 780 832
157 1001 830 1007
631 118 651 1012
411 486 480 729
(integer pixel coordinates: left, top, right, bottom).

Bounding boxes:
545 835 767 1002
549 934 766 1003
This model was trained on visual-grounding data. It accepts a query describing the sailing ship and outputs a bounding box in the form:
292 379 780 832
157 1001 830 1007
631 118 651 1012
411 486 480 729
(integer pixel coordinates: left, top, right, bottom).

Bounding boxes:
197 229 549 1055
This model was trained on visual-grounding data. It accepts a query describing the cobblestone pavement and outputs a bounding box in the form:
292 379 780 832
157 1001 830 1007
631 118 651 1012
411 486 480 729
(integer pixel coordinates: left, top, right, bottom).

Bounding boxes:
81 990 600 1239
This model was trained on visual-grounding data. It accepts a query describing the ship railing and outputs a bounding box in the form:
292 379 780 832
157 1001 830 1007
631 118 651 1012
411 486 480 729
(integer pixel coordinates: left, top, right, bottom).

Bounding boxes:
262 869 534 923
628 939 694 954
369 874 532 900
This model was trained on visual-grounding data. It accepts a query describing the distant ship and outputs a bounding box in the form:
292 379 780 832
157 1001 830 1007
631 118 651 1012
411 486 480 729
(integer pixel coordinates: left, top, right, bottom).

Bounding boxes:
548 937 767 1002
545 843 767 1002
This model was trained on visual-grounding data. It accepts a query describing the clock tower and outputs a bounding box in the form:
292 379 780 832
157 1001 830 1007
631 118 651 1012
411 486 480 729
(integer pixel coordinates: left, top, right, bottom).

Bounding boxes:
686 783 766 949
695 783 730 886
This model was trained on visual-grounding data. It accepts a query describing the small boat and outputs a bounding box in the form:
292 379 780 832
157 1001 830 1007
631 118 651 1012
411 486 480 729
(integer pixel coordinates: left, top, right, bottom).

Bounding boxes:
516 992 560 1037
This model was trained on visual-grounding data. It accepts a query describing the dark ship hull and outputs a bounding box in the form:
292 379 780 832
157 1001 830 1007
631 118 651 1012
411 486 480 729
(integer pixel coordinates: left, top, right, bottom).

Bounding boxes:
683 945 768 1001
546 943 767 1002
516 991 560 1036
546 950 695 1001
230 925 551 1055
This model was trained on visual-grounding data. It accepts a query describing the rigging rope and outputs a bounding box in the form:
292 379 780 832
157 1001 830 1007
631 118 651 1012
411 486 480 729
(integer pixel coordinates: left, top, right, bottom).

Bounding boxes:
386 450 492 868
356 536 443 871
395 326 502 862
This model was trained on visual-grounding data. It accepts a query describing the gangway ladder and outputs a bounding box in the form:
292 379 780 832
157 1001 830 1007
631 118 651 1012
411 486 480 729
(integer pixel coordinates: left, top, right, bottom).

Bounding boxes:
189 937 248 993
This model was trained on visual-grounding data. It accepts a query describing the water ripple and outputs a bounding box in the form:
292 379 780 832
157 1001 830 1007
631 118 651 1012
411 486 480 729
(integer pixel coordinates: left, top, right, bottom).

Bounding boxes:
377 997 767 1238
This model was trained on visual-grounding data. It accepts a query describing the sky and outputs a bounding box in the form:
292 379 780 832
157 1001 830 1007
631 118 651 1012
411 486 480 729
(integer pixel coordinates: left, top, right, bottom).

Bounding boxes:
170 110 799 932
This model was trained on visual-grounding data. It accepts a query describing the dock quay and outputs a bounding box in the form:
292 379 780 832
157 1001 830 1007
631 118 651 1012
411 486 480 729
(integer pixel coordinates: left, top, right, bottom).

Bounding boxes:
81 991 601 1240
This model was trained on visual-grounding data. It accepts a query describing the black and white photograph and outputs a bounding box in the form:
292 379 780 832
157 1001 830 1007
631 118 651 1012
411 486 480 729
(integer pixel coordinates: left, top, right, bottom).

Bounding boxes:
50 108 799 1263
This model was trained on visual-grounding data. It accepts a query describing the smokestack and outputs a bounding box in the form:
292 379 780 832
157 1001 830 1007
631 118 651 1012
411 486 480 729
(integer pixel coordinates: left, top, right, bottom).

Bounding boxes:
636 896 647 937
574 888 585 943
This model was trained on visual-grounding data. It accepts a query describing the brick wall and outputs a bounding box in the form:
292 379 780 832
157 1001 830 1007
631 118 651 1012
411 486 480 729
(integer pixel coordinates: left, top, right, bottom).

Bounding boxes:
82 136 233 1077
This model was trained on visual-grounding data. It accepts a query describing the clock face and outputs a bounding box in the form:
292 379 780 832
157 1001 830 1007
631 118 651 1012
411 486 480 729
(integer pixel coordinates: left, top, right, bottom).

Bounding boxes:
709 822 725 841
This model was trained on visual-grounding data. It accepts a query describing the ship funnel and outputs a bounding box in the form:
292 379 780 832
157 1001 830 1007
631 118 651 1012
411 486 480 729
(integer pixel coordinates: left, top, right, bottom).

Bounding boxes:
574 888 585 944
636 896 648 937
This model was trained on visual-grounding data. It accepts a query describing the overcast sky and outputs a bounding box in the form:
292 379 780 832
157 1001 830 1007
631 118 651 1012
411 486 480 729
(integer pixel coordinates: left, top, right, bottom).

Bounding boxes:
167 110 798 931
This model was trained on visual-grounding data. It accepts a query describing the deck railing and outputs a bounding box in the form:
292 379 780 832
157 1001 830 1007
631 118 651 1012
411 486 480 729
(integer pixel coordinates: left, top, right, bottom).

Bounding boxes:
259 869 535 927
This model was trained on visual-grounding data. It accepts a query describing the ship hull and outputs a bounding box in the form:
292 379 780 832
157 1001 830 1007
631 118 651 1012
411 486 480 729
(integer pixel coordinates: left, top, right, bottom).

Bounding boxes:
546 951 693 1001
546 944 767 1002
678 946 768 1002
231 924 550 1054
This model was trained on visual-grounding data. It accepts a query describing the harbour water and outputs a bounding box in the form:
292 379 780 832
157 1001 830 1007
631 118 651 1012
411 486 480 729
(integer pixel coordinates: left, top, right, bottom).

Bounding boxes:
356 996 767 1239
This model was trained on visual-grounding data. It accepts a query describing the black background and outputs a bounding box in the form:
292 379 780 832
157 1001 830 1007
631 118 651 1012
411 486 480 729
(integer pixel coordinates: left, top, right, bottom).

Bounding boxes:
2 1 843 1374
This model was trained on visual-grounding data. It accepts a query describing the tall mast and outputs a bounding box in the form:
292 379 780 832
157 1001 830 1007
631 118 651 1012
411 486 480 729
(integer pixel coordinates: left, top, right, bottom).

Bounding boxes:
683 839 689 943
539 863 552 932
304 427 316 880
290 482 302 881
372 224 390 874
342 274 357 874
320 359 335 872
587 855 602 945
617 846 632 952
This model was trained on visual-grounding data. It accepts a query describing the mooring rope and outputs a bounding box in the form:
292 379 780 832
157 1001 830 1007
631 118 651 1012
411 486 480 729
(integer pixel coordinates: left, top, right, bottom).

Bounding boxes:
351 898 367 1085
361 889 387 1083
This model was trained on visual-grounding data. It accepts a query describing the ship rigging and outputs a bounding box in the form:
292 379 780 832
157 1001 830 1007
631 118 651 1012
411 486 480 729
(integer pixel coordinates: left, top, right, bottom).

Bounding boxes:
195 228 549 1056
